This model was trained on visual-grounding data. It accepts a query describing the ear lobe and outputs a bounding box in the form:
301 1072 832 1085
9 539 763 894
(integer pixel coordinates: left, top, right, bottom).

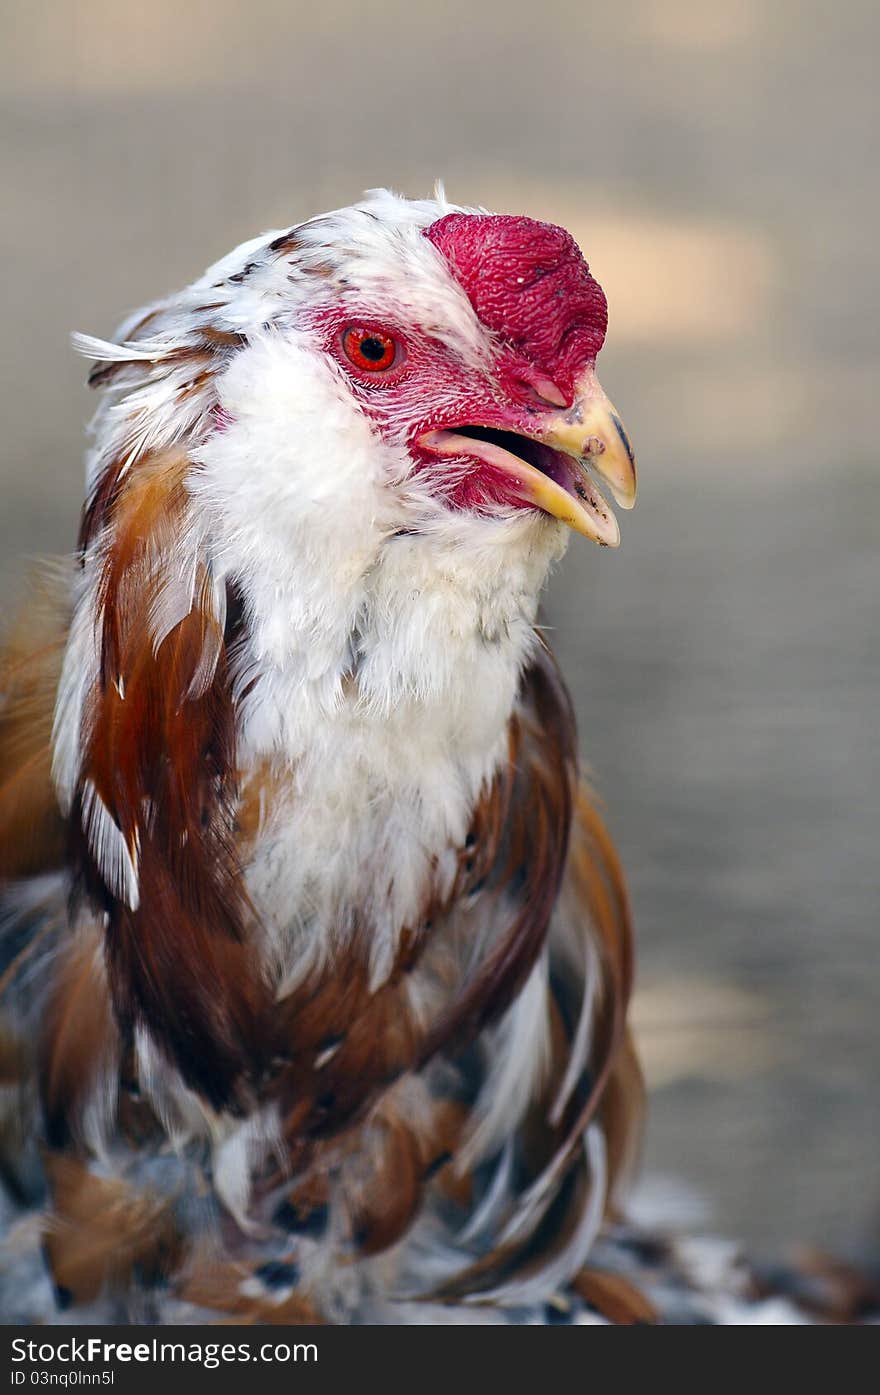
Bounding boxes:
71 449 272 1110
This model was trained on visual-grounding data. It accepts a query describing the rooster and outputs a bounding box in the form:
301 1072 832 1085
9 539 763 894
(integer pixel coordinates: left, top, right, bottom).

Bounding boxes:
0 190 871 1326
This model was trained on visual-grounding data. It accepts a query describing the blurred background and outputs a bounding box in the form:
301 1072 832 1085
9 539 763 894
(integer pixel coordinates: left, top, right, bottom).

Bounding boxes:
1 0 877 1261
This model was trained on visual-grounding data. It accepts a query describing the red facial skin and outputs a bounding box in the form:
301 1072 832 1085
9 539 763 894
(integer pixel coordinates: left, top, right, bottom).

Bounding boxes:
313 214 609 517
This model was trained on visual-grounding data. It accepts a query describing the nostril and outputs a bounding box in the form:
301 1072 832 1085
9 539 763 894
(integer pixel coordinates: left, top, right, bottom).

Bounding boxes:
529 375 568 408
508 368 568 410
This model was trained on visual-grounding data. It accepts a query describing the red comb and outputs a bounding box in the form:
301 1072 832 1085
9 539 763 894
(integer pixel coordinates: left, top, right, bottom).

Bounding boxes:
425 213 607 394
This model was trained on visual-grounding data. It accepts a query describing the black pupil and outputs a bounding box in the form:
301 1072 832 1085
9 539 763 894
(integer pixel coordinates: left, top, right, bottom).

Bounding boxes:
359 336 388 363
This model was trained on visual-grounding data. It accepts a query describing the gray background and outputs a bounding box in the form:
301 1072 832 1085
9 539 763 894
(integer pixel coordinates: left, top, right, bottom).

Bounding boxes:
1 0 877 1260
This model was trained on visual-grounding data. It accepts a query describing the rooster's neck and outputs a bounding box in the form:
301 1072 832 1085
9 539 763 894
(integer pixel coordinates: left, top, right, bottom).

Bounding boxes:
232 509 567 760
231 513 567 990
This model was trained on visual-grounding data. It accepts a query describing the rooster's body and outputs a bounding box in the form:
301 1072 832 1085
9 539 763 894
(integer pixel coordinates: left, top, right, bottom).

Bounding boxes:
0 191 863 1326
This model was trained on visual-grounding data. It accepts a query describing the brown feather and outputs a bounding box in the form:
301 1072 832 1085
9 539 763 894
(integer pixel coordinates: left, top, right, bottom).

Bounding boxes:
179 1260 322 1324
513 778 639 1215
72 450 272 1110
572 1267 657 1324
348 1097 468 1257
39 925 118 1148
43 1154 185 1304
0 1023 26 1087
600 1030 645 1213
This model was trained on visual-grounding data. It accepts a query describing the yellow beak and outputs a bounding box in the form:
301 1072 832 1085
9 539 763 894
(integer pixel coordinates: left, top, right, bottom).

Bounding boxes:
418 369 636 548
539 369 637 519
486 368 637 546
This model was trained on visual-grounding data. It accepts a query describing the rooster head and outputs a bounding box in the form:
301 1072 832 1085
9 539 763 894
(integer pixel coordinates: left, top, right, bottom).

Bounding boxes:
288 198 637 548
77 191 635 616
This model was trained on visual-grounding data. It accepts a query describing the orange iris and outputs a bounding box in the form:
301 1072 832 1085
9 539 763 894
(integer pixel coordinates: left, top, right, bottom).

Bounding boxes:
342 326 397 372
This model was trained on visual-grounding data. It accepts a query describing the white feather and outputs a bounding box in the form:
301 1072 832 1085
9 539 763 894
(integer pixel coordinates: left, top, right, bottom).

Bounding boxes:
474 1126 608 1307
456 955 551 1170
79 780 140 911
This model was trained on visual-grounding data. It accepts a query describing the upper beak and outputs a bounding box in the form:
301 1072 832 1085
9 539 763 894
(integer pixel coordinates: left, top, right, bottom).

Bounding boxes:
539 370 637 518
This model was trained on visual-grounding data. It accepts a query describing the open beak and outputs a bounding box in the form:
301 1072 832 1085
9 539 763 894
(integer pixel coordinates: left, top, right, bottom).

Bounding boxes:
418 370 636 548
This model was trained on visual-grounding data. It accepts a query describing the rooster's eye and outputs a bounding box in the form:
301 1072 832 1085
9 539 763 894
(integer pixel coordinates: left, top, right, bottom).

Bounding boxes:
342 326 399 373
